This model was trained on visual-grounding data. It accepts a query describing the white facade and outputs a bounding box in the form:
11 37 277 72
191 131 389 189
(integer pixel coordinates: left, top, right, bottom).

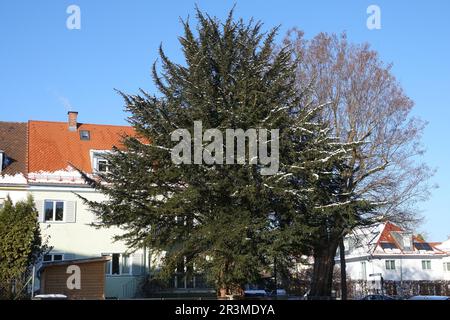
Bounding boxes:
1 172 148 299
0 174 28 205
344 255 446 281
337 222 450 297
30 173 149 299
1 118 153 299
437 239 450 281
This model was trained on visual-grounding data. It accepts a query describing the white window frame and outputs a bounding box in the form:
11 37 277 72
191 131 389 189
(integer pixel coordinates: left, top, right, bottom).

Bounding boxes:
44 200 65 222
91 150 112 174
422 260 432 270
385 260 396 270
403 237 410 247
43 253 65 262
444 262 450 272
102 253 132 276
97 159 110 173
80 130 90 140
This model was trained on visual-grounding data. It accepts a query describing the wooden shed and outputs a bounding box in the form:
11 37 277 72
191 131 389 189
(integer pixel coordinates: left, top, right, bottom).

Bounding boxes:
39 256 111 300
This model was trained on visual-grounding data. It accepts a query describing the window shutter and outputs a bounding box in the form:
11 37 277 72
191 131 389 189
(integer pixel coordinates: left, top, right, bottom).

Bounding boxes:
65 201 77 223
35 200 45 222
132 253 144 275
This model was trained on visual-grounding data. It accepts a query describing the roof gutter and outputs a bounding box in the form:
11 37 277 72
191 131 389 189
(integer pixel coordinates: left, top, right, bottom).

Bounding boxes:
0 184 28 190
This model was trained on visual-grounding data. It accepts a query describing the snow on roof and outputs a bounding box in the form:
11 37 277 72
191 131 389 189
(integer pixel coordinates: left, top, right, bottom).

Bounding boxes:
347 221 446 257
28 166 87 185
28 120 134 174
436 239 450 253
0 173 27 185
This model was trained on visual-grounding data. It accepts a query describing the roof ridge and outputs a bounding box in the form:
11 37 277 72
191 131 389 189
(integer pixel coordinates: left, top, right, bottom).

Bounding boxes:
28 120 132 128
0 121 27 124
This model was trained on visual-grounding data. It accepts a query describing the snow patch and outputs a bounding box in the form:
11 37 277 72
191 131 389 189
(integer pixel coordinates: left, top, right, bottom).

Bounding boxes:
28 166 88 184
0 173 27 184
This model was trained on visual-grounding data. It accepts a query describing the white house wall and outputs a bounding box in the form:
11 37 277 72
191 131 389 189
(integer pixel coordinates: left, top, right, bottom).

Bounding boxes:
31 187 131 257
345 256 446 282
444 256 450 281
0 186 28 204
0 182 149 299
439 241 450 280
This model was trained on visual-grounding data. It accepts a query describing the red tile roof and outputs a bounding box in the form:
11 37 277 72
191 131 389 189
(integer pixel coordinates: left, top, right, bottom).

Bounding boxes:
375 221 444 254
28 121 134 174
378 221 403 244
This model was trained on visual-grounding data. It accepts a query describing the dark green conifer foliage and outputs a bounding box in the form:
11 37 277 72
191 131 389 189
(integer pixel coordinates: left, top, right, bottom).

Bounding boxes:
0 196 44 299
81 8 364 296
81 9 301 295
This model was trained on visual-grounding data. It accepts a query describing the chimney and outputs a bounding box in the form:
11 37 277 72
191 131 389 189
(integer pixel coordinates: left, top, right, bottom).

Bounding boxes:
68 111 78 131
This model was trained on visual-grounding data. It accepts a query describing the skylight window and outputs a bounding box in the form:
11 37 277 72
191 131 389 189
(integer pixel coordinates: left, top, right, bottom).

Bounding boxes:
80 130 90 140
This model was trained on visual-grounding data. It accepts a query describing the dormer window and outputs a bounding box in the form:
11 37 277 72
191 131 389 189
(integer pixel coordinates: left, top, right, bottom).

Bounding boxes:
402 233 413 251
92 151 111 173
80 130 90 141
391 231 413 251
97 159 111 172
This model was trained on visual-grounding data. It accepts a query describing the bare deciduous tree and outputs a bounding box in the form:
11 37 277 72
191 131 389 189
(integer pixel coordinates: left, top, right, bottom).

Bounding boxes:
284 29 434 299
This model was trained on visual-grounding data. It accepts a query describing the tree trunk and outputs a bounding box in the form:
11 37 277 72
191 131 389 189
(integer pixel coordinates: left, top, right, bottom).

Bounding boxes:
339 238 348 300
216 261 244 298
309 240 340 299
218 287 228 298
217 284 244 298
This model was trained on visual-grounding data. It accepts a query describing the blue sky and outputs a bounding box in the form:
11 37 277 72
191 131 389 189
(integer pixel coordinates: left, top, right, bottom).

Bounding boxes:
0 1 449 240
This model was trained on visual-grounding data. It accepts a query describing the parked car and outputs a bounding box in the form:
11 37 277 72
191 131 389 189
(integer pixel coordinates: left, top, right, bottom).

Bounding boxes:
408 295 449 300
33 294 68 300
244 288 288 298
360 294 395 300
244 289 268 297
